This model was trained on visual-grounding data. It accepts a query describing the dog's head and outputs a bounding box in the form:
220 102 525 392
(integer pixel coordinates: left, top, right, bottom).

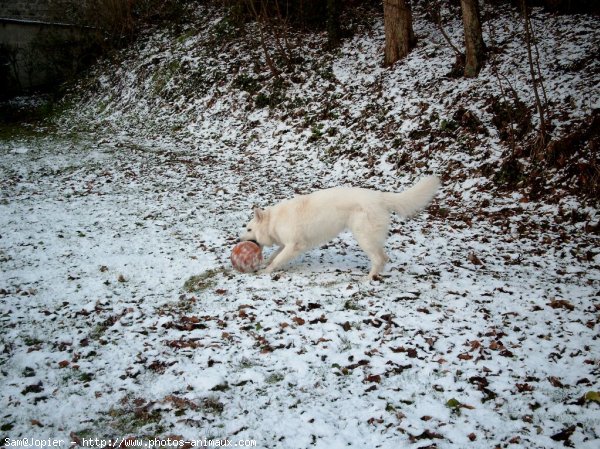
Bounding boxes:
239 207 272 247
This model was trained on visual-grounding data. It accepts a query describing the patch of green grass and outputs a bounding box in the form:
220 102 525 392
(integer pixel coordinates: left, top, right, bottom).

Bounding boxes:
255 93 270 108
237 357 256 369
79 372 94 383
232 73 260 94
319 66 335 81
344 300 361 311
308 124 324 142
176 29 197 44
254 84 286 109
439 118 458 132
211 382 230 392
0 95 65 133
22 336 43 347
212 17 237 40
89 323 109 340
183 268 220 293
265 372 285 384
495 157 526 187
202 397 224 414
108 406 164 434
152 60 181 97
339 335 353 351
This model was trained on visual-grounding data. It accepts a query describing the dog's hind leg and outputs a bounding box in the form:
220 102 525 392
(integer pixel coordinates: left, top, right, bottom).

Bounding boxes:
350 211 390 280
358 240 389 280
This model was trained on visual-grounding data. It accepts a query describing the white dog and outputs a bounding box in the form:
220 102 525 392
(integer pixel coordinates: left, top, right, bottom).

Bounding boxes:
239 176 440 279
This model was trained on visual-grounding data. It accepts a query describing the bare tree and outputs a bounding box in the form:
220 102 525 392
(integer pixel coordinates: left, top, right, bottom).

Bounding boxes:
383 0 416 66
460 0 485 77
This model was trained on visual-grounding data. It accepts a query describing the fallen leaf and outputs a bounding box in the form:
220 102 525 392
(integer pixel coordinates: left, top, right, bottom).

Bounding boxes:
409 429 444 442
516 383 534 393
469 340 482 351
548 376 565 388
364 374 381 384
548 298 574 311
489 340 502 350
367 417 383 425
551 425 576 442
468 252 483 265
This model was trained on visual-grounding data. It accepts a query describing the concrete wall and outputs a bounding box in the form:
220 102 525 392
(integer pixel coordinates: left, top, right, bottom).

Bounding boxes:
0 0 85 97
0 0 76 23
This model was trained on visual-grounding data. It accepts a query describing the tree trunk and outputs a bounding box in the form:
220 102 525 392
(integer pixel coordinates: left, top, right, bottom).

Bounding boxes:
327 0 341 48
384 0 416 66
460 0 485 77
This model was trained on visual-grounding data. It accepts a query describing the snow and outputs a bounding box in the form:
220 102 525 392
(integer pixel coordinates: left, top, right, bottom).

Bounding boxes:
1 3 599 449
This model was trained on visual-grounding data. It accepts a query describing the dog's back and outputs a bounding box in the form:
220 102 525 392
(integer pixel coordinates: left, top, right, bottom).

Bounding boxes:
271 176 440 249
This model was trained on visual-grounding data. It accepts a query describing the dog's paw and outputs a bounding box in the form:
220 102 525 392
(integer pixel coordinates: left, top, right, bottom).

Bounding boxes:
257 268 281 281
362 274 383 283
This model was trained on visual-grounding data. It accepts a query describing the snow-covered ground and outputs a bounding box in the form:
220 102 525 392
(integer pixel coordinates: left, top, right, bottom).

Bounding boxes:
1 3 599 449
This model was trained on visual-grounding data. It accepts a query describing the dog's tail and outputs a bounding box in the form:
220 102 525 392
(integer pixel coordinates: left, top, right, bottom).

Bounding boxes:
383 176 441 217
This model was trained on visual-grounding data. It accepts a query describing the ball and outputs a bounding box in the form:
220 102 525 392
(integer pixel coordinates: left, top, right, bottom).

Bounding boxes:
231 241 262 273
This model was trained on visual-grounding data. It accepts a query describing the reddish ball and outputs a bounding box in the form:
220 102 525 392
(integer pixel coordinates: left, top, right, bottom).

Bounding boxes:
231 241 262 273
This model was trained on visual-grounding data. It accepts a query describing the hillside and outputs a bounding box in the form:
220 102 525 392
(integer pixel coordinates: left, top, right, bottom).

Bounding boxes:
1 2 599 448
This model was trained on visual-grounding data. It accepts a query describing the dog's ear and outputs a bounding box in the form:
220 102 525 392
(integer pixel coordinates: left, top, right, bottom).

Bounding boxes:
253 207 265 222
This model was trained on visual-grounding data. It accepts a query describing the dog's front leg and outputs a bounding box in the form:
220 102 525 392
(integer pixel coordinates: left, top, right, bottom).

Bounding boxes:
266 246 284 266
263 245 301 274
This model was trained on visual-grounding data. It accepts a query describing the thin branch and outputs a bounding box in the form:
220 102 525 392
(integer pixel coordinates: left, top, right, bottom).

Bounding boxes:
521 0 548 147
486 17 517 155
528 15 550 121
247 0 280 78
436 4 463 58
